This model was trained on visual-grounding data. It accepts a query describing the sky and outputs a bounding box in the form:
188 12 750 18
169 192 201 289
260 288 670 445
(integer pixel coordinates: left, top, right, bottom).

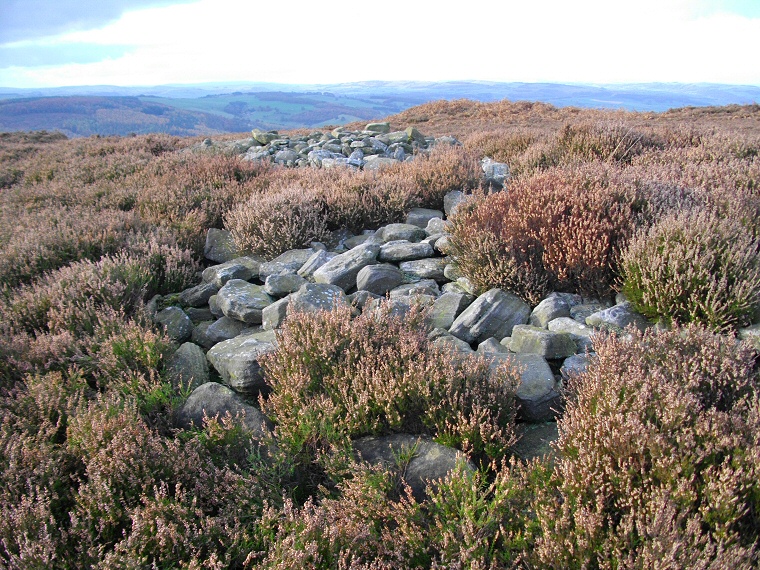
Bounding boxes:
0 0 759 88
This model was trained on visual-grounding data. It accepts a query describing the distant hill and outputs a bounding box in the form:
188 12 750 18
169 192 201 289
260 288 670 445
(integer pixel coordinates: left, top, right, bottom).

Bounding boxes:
1 81 758 137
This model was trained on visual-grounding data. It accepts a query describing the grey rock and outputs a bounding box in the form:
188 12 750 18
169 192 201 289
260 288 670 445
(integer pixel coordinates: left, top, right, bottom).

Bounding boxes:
353 434 472 501
259 249 314 278
206 316 251 346
378 240 434 263
202 257 261 288
204 228 238 263
560 354 592 381
274 149 299 164
529 296 571 328
512 423 559 463
206 336 275 395
405 127 426 144
155 306 193 342
216 279 275 324
313 243 380 291
570 301 611 323
264 273 307 297
389 279 440 299
298 249 338 279
443 263 462 282
347 149 365 168
176 382 272 438
348 290 382 311
185 306 215 324
365 122 391 134
443 190 469 217
252 129 278 145
431 333 475 355
399 258 448 283
288 283 350 314
356 263 404 296
308 149 341 167
406 208 445 229
166 342 209 392
380 223 427 243
190 321 215 350
427 292 474 330
509 324 577 359
363 156 401 171
481 157 510 189
425 217 450 236
489 353 559 423
547 317 594 353
455 277 478 296
208 294 223 318
262 297 290 330
179 281 219 308
344 233 383 250
449 288 531 345
239 328 278 344
476 337 510 354
586 302 650 333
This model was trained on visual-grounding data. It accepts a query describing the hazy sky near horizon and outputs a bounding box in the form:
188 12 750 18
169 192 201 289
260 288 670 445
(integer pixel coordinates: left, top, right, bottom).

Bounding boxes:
1 0 759 88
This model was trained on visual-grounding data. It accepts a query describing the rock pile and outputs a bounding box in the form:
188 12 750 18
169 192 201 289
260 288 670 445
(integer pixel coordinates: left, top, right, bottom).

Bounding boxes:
190 121 462 171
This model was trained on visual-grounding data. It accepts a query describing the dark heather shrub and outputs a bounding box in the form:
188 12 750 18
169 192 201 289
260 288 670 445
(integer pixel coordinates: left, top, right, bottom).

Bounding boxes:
449 165 645 304
261 303 519 490
533 326 760 568
621 208 760 332
225 185 331 257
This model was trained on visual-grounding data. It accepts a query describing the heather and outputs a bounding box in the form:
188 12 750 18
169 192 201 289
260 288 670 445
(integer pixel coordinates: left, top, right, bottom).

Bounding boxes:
1 101 759 568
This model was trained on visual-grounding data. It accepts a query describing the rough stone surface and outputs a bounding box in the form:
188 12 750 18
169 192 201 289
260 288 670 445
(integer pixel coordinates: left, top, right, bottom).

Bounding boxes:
586 302 650 333
547 317 594 353
202 257 261 288
313 243 380 291
186 307 215 324
166 342 209 391
190 321 215 350
378 240 434 263
443 190 468 217
216 280 275 324
571 301 611 323
399 258 448 283
476 337 509 354
264 273 307 297
425 217 450 236
176 382 272 438
204 228 238 263
561 354 592 380
259 249 314 278
205 316 250 346
389 279 440 299
262 297 290 330
485 352 559 422
481 157 510 188
353 434 472 501
206 336 276 395
380 223 427 243
427 292 474 330
179 281 219 308
297 249 338 279
155 306 193 342
512 423 559 463
356 263 404 296
449 288 531 345
406 208 445 229
509 324 578 359
288 283 350 314
529 296 571 328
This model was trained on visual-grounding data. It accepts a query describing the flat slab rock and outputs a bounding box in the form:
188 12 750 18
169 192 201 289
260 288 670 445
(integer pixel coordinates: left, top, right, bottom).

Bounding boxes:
353 434 472 501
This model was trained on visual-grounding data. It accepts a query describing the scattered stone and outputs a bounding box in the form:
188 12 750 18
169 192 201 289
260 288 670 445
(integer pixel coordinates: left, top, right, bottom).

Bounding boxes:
425 217 450 236
380 223 427 243
399 258 448 283
427 292 474 330
206 336 276 395
560 354 592 380
547 317 595 353
205 316 251 346
216 280 275 324
288 283 350 314
585 302 650 333
179 281 219 308
155 306 193 343
378 240 434 263
353 434 472 501
529 296 571 328
365 122 391 134
202 257 261 288
449 288 530 345
176 382 272 439
570 301 611 323
389 279 440 298
204 228 238 263
185 306 215 324
738 323 760 352
166 342 209 392
264 273 307 297
298 249 338 279
262 297 290 330
313 243 380 291
509 324 577 359
259 249 314 278
406 208 445 229
443 190 468 217
356 263 404 296
481 157 510 189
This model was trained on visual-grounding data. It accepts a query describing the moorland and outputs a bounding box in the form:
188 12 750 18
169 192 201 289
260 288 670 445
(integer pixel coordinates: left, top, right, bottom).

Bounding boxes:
1 98 759 568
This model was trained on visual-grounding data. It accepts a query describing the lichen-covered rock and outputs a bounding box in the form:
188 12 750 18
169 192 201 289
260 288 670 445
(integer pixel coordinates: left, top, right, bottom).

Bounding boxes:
155 306 193 342
399 258 449 283
206 336 276 395
288 283 350 314
216 279 275 324
427 292 474 330
166 342 209 391
509 324 578 359
356 263 404 296
204 228 238 263
406 208 445 229
378 240 434 263
586 302 650 333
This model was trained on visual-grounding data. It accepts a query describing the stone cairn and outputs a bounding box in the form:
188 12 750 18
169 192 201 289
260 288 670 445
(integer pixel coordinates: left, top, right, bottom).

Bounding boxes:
157 122 656 486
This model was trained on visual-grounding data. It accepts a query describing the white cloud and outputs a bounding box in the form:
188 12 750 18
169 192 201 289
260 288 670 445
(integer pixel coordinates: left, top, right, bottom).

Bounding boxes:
1 0 758 87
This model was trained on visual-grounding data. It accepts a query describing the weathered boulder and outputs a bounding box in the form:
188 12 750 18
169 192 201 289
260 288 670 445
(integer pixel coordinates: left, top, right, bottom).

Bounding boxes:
389 279 440 299
481 157 510 188
443 190 468 217
264 273 307 297
425 217 450 236
252 129 278 145
353 434 472 501
179 281 219 308
406 208 445 229
206 336 275 395
288 283 350 314
570 301 611 323
356 263 404 296
399 258 448 283
259 249 314 278
262 297 290 330
313 243 380 291
547 317 594 353
297 249 338 279
365 122 391 134
380 223 427 243
378 240 434 263
509 324 577 359
204 228 238 263
216 280 275 324
166 342 209 392
586 302 650 333
529 296 571 328
176 382 272 438
449 288 530 345
205 316 251 346
560 354 592 380
202 257 261 288
155 306 193 343
427 292 474 330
